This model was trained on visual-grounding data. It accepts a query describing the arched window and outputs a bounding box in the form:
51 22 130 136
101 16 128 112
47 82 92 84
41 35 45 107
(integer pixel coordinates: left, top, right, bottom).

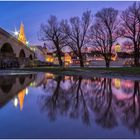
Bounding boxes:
1 43 14 54
29 54 33 60
19 49 26 58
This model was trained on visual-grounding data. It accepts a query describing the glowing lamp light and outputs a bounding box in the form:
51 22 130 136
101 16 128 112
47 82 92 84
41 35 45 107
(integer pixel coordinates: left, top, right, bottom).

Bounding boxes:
114 79 121 89
25 88 29 95
14 31 19 36
11 26 19 38
26 41 29 45
30 82 36 87
13 97 18 107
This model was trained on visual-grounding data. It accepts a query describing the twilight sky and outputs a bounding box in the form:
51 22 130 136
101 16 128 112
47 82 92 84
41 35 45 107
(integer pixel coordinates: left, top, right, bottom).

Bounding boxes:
0 1 134 46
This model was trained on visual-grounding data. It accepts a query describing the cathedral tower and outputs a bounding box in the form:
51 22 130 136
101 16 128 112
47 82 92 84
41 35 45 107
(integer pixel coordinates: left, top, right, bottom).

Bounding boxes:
18 22 26 45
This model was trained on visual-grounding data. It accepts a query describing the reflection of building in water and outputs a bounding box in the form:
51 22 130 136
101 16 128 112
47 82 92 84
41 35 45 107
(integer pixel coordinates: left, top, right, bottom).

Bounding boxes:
28 73 57 95
60 76 74 90
0 74 35 108
112 79 134 100
64 76 73 81
45 73 55 79
13 88 28 111
114 79 121 89
28 73 56 89
29 73 45 87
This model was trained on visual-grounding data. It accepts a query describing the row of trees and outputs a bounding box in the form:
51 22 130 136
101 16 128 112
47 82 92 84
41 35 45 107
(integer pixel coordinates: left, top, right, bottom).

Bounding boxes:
39 2 140 68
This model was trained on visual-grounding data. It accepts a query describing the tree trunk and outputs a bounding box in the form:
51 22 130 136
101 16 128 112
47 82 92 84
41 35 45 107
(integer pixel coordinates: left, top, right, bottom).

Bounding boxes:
105 59 110 68
79 58 84 67
52 76 62 103
57 47 63 67
134 52 139 66
79 49 84 67
58 54 63 67
134 45 139 67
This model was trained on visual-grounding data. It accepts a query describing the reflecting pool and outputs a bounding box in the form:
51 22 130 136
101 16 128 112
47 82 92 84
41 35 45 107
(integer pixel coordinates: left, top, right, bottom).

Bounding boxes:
0 72 140 138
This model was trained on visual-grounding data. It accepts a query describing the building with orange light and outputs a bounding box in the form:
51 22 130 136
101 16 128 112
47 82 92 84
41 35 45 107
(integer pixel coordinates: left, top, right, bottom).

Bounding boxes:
64 53 72 66
46 52 54 63
18 23 27 45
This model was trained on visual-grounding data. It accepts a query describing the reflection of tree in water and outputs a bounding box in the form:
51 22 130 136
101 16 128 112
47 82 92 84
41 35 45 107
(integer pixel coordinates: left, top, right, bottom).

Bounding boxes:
39 76 91 125
42 78 57 96
38 75 140 134
90 78 117 129
118 81 140 134
40 76 69 121
68 77 90 125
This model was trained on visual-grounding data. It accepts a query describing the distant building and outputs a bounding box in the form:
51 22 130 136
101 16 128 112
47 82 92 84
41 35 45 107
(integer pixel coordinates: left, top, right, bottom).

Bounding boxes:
30 45 47 62
46 52 54 63
64 53 72 66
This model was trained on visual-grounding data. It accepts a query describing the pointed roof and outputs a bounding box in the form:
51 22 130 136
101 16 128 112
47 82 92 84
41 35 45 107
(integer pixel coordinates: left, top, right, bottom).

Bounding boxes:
18 89 26 111
18 22 27 45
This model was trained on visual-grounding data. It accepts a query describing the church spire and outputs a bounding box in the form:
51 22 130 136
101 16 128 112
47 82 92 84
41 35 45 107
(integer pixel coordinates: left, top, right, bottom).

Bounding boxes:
18 22 27 45
18 89 26 111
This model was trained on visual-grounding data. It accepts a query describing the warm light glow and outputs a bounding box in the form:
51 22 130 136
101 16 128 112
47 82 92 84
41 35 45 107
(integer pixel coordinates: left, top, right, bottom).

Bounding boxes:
114 79 121 89
18 89 26 111
45 73 55 79
18 22 27 44
115 44 121 53
13 97 18 107
64 53 72 66
111 53 117 61
46 55 54 63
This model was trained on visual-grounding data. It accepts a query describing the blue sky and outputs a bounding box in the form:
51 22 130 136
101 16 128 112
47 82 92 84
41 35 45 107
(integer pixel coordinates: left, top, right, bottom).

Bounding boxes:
0 1 134 45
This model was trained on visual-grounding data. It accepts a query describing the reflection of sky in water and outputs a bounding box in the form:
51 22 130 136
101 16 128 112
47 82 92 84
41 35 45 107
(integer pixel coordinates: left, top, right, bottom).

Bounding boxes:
0 73 140 138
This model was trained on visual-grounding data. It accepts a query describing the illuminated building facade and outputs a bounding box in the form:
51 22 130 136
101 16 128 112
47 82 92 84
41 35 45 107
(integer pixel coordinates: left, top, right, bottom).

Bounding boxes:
46 53 54 63
114 43 121 53
64 53 72 66
0 27 35 68
30 45 48 62
18 23 27 45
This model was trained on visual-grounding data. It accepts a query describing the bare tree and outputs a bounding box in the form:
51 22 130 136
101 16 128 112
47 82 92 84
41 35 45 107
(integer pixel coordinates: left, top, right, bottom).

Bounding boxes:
90 8 119 68
61 10 92 67
39 16 67 66
120 2 140 66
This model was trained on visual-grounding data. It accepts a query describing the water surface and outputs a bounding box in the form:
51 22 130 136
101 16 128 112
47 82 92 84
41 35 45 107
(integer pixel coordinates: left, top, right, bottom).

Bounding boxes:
0 72 140 138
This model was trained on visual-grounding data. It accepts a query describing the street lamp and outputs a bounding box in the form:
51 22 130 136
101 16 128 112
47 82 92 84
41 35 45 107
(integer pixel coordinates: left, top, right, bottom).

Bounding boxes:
14 31 19 36
13 27 19 38
26 41 30 46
